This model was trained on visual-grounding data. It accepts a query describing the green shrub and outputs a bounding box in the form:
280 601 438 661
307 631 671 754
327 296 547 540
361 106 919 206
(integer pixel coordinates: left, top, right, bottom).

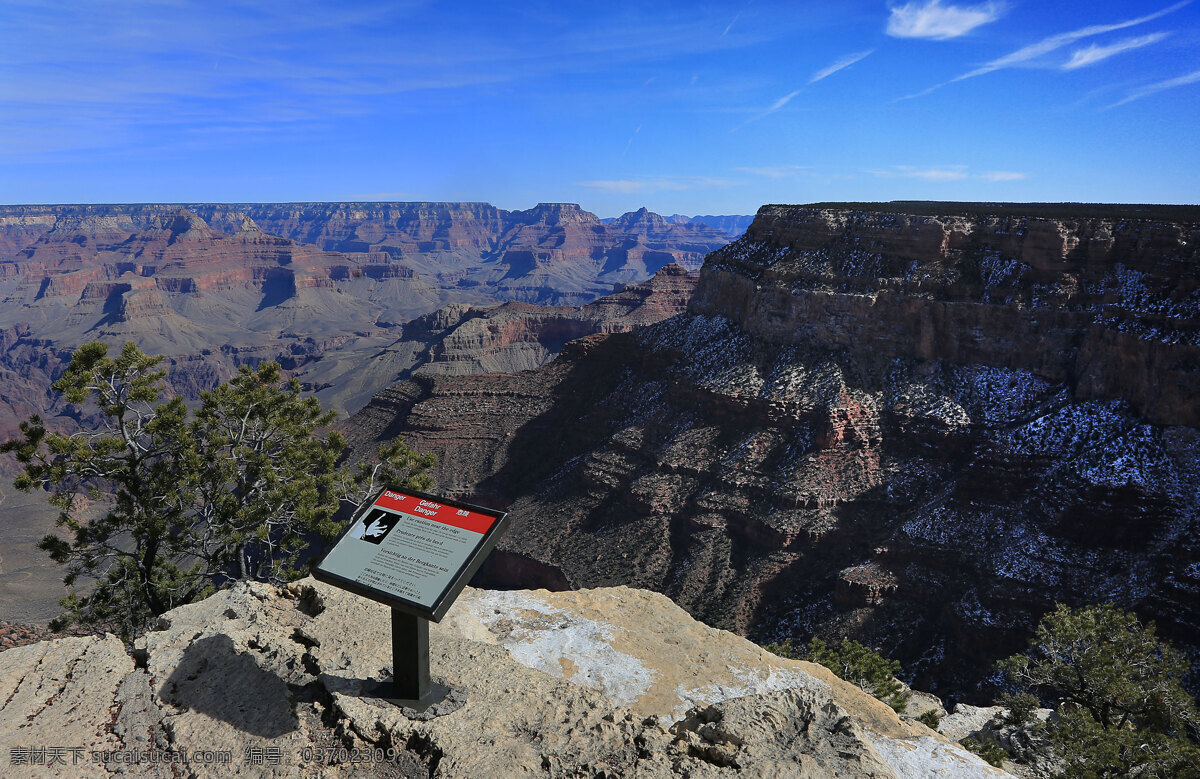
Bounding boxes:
762 638 798 659
806 637 910 713
960 736 1007 768
998 692 1039 727
917 710 942 729
3 341 434 639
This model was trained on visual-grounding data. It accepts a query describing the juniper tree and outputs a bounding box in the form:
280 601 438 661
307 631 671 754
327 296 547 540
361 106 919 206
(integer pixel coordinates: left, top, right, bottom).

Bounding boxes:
998 603 1200 778
3 341 434 638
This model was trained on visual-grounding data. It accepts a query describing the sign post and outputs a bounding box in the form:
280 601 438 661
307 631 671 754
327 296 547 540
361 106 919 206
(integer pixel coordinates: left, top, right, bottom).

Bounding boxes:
313 487 509 711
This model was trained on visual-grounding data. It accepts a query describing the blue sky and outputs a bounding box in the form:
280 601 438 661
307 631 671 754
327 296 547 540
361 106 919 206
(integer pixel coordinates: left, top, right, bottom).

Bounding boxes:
2 0 1198 215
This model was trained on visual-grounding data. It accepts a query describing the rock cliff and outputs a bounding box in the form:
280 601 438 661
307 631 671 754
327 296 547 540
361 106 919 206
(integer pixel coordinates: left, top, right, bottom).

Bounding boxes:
0 204 724 430
396 263 696 379
345 202 1200 700
0 579 1005 777
0 202 730 307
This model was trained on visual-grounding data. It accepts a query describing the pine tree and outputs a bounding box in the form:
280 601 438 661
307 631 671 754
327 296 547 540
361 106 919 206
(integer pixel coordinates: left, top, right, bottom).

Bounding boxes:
998 603 1200 778
3 341 434 638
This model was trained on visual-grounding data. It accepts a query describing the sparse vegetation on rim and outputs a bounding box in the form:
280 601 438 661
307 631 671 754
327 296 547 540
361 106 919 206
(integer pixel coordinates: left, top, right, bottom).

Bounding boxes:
996 603 1200 778
1 341 434 639
765 636 911 713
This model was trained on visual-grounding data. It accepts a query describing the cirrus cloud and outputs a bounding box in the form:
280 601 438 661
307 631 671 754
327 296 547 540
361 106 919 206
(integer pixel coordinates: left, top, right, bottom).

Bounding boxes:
1063 33 1170 70
954 1 1190 82
810 50 875 83
866 166 1027 182
575 176 729 194
1110 68 1200 107
736 165 812 179
886 0 1004 40
980 171 1027 182
868 165 969 181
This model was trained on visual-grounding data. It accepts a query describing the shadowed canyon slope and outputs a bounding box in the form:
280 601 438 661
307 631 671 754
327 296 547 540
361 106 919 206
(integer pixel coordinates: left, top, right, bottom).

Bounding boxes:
345 203 1200 699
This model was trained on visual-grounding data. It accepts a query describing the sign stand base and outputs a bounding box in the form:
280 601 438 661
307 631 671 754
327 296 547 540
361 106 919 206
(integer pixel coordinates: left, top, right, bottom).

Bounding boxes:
369 608 451 713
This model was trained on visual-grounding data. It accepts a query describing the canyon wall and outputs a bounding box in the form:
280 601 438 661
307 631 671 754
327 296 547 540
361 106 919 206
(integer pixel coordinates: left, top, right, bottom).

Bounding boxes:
0 202 730 307
346 203 1200 700
0 204 714 626
0 203 724 430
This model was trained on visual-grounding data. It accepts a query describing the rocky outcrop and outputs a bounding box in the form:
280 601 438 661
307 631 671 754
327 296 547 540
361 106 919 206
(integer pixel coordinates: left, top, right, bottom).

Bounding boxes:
698 205 1200 427
395 263 697 378
939 704 1058 778
0 579 1005 777
346 203 1200 701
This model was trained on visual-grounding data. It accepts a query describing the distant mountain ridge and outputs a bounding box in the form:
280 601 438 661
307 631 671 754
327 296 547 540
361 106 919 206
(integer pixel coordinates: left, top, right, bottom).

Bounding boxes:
599 212 754 237
669 214 755 236
1 201 729 296
0 200 728 419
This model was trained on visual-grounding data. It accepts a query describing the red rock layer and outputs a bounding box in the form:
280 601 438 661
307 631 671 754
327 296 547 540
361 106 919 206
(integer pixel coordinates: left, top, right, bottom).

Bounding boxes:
0 204 726 434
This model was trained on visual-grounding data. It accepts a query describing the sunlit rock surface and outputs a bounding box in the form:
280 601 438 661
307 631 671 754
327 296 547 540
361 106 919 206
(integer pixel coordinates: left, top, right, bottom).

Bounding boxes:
0 579 1005 777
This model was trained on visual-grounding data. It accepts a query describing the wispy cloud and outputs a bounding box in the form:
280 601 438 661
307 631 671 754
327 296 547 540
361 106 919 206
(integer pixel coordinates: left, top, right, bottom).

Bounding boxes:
735 165 812 179
1 0 797 157
866 166 1026 182
886 1 1004 40
722 12 741 38
1110 68 1200 107
575 176 729 194
810 50 874 84
954 1 1190 82
343 191 419 200
980 171 1027 181
1063 33 1170 70
869 165 969 181
764 90 802 115
731 89 802 132
896 1 1191 101
622 125 642 159
577 180 657 194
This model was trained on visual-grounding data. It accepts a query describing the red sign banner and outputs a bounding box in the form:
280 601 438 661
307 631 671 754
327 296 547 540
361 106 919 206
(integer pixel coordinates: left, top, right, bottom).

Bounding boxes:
374 489 497 535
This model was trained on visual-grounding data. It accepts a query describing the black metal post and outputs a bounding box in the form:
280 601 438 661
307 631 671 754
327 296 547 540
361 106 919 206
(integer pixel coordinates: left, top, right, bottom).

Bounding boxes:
391 607 429 701
378 607 449 711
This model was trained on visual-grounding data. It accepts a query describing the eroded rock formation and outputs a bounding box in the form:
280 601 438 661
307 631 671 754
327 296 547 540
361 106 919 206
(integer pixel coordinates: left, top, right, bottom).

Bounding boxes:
394 262 696 379
0 206 714 627
0 579 1005 777
0 204 724 426
0 202 731 308
346 203 1200 700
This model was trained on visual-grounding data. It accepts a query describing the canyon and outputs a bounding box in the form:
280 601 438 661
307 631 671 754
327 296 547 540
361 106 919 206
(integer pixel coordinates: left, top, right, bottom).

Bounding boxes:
344 202 1200 701
0 202 726 431
3 198 1198 707
0 202 719 625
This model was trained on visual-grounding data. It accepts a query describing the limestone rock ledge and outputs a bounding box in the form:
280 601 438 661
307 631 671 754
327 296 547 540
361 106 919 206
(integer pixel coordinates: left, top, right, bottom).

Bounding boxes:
0 580 1007 777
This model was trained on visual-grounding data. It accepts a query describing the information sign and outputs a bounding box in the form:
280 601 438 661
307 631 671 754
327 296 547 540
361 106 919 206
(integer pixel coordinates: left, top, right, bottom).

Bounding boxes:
313 487 508 622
